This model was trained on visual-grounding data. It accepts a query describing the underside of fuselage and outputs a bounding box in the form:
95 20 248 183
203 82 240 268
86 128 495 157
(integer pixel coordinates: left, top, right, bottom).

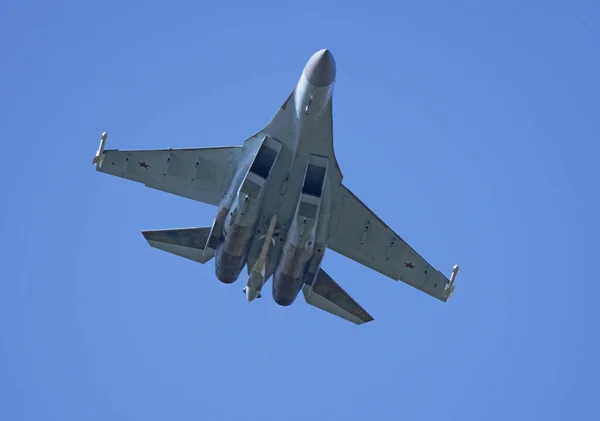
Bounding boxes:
209 49 341 306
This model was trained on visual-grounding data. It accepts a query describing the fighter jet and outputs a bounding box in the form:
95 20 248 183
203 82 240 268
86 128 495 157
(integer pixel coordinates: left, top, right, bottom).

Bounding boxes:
92 49 459 325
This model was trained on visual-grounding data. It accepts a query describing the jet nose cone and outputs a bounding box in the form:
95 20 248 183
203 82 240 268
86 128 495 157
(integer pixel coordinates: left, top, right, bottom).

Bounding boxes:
304 49 336 87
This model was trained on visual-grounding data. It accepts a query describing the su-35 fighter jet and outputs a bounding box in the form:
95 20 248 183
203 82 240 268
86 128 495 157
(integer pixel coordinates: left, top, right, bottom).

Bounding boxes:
92 49 459 324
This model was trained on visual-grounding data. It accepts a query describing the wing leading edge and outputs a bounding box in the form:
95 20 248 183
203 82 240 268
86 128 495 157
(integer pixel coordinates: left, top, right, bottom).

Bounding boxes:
328 184 457 301
93 133 242 206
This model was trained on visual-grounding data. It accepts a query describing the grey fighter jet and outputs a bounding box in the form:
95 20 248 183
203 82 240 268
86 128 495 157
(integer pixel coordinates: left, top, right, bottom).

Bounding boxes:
92 49 459 325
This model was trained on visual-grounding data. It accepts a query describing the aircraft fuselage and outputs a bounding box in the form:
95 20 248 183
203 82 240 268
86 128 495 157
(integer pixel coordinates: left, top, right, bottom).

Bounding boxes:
213 49 341 305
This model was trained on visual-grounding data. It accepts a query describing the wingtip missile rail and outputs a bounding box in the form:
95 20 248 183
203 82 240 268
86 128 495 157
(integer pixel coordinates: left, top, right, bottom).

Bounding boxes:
442 264 459 301
92 132 108 167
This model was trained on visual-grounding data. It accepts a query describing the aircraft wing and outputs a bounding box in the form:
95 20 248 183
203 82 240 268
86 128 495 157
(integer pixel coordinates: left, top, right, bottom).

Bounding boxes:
328 184 457 301
93 133 242 206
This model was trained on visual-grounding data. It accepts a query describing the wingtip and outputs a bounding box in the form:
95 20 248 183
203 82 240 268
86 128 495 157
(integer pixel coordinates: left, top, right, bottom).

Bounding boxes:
442 264 459 301
92 131 108 167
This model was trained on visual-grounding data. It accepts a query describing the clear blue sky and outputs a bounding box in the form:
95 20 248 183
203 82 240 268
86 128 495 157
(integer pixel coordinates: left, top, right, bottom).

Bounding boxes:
1 1 599 420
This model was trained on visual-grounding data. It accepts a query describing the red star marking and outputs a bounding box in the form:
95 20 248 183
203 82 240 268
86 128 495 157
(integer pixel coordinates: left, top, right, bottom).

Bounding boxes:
404 262 415 270
138 161 150 169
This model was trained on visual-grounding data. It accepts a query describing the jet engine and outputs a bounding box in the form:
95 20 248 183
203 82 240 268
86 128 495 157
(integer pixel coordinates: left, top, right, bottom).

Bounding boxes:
214 136 282 284
273 156 328 305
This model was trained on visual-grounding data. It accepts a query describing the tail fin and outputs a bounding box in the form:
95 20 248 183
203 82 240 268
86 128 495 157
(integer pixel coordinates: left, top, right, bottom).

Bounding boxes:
302 269 373 325
141 227 214 263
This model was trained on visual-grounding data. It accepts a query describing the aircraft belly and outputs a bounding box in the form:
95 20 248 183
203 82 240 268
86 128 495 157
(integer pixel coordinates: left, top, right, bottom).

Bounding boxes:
243 98 342 305
245 145 300 274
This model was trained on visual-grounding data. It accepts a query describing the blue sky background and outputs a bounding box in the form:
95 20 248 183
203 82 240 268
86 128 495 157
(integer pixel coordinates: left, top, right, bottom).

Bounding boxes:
1 1 599 420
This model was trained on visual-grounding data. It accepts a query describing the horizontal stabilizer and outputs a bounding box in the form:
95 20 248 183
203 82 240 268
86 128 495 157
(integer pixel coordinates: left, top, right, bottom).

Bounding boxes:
302 269 373 325
142 227 214 263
